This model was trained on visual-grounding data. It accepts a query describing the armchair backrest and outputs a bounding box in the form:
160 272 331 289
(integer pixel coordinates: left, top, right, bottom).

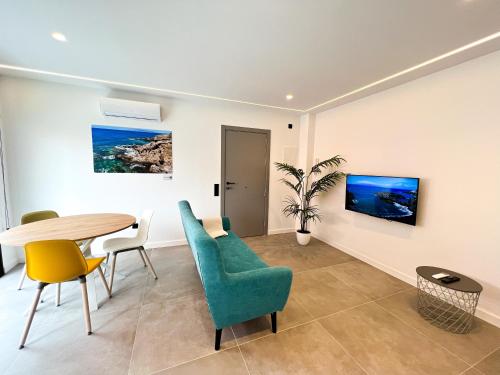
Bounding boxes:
136 209 153 245
178 201 225 287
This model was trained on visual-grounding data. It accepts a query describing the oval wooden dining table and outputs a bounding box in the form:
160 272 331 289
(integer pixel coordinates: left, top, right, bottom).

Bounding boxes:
0 213 136 311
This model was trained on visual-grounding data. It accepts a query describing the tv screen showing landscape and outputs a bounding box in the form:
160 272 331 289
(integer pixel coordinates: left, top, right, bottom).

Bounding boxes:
345 175 419 225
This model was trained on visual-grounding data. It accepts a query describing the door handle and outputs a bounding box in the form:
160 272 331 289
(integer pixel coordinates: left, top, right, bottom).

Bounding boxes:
226 181 237 185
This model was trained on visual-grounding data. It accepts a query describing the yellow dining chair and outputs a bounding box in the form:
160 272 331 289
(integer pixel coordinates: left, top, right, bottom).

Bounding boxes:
19 240 111 349
18 210 60 291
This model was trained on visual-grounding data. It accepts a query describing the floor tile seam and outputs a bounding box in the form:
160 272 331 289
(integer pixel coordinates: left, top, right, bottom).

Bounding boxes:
127 268 157 375
374 302 473 368
4 307 140 374
1 349 21 375
459 365 488 375
464 345 500 374
140 289 206 310
293 266 377 305
290 294 317 319
290 295 316 321
126 299 148 374
310 300 376 323
236 320 318 347
141 322 238 374
329 268 414 302
147 346 235 375
315 320 370 375
293 259 358 275
457 366 476 375
320 268 377 303
235 300 375 348
232 326 252 375
140 290 205 310
372 288 413 303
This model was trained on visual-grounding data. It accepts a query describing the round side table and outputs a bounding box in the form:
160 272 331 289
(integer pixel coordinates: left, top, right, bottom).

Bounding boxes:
416 266 482 334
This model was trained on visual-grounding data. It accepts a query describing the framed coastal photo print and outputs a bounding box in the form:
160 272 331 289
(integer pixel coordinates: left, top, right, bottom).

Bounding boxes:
91 125 173 177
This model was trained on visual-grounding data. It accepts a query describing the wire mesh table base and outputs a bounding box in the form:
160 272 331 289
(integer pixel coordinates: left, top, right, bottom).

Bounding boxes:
417 275 481 334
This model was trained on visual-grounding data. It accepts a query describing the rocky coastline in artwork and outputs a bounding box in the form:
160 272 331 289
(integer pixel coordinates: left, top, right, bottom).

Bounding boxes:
92 125 173 175
375 191 417 217
115 134 173 173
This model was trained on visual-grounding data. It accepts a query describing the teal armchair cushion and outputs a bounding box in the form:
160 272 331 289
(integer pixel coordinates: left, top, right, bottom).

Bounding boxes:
178 200 292 329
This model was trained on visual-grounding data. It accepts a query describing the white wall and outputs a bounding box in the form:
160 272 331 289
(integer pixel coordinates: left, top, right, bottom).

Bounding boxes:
0 109 17 272
0 77 299 263
311 50 500 325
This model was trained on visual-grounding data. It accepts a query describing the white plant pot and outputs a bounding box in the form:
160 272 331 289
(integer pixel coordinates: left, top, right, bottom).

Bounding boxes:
296 230 311 246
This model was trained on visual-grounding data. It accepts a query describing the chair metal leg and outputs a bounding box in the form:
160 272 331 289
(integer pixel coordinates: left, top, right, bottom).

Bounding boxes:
103 253 110 274
79 276 92 335
17 265 27 290
108 252 117 295
271 312 277 333
39 286 47 304
96 265 112 298
215 329 222 351
55 283 61 306
141 248 158 280
137 249 147 267
19 282 46 349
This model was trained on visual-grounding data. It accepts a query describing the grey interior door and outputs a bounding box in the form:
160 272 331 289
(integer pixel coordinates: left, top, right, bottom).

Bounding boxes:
221 126 270 237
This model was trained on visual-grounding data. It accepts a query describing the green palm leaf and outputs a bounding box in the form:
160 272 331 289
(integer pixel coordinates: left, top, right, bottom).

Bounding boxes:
281 179 301 194
276 156 346 232
310 155 345 174
306 171 345 202
274 162 304 183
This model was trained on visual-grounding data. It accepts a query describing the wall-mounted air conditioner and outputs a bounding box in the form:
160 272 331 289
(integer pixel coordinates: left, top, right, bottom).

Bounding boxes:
99 98 161 121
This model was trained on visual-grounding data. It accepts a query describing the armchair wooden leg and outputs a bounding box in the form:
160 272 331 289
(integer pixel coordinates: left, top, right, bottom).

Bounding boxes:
215 329 222 351
19 282 47 349
108 252 118 295
79 276 92 335
271 312 277 333
141 248 158 280
96 265 112 298
17 265 27 290
137 249 147 267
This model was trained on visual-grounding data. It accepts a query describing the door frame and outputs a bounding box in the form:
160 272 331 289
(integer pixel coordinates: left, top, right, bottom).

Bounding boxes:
220 125 271 236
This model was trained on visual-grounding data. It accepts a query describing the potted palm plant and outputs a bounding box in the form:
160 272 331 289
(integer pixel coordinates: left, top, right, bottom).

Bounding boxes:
275 156 346 245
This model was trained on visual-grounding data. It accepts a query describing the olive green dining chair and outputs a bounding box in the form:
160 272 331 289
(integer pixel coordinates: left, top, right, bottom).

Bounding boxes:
18 210 60 292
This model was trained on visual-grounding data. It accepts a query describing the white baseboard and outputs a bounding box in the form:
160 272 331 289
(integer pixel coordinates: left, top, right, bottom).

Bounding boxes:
268 227 295 235
3 257 20 273
312 232 500 328
475 307 500 328
146 227 296 248
146 239 187 249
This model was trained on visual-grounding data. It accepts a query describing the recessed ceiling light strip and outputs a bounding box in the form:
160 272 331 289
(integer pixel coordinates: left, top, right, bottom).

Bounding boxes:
305 31 500 112
0 31 498 113
0 64 303 113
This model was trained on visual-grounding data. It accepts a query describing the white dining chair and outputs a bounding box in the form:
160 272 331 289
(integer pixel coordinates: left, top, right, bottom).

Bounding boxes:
102 210 158 294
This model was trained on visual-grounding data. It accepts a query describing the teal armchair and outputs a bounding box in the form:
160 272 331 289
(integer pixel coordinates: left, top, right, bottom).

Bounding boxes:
178 200 293 350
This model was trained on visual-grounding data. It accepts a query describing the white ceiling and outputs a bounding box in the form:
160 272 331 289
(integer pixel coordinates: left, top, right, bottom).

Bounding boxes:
0 0 499 112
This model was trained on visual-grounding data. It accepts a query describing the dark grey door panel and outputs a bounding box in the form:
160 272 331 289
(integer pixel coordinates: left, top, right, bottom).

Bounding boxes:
221 126 270 237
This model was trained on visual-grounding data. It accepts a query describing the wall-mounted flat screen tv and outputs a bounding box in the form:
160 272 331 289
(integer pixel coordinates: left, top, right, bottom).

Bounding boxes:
345 174 419 226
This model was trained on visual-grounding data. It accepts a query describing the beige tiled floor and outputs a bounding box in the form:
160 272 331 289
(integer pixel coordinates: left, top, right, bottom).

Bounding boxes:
0 233 499 374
